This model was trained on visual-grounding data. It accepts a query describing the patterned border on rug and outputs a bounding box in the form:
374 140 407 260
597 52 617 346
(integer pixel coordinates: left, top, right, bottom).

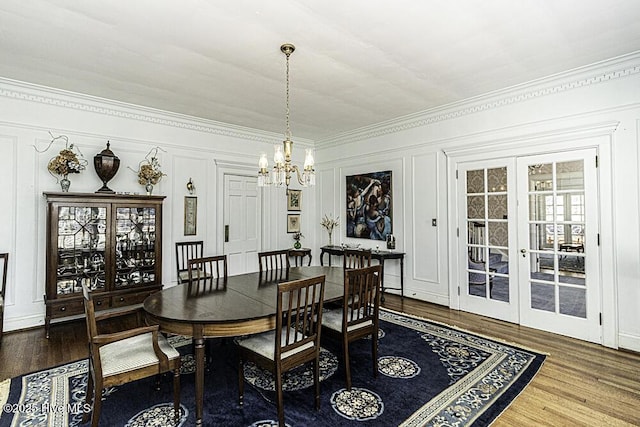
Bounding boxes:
379 310 545 426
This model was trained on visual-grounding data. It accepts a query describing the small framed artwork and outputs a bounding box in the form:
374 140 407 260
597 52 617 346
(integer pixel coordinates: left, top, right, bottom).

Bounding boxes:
287 214 301 233
184 196 197 236
287 189 302 211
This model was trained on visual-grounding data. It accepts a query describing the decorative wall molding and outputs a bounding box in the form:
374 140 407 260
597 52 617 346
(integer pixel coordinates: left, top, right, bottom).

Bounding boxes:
0 78 308 145
317 53 640 147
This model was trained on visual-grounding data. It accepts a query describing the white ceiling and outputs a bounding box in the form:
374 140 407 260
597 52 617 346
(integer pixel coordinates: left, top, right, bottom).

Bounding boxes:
1 1 640 141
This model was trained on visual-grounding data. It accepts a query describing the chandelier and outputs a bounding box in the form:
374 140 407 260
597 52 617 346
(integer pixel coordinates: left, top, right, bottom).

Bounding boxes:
257 43 315 191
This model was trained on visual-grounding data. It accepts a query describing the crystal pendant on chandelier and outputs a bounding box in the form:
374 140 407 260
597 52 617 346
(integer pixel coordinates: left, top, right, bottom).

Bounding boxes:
257 43 315 191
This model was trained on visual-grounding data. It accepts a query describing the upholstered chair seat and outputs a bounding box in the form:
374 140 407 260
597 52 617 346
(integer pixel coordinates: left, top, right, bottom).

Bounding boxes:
99 332 180 377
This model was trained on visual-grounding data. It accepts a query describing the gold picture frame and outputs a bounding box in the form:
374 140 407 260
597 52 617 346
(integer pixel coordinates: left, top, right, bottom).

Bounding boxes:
287 214 301 233
184 196 197 236
287 189 301 211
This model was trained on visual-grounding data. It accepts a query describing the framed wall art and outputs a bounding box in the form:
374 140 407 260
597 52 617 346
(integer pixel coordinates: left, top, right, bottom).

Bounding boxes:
287 214 301 233
184 196 197 236
346 170 392 241
287 189 301 211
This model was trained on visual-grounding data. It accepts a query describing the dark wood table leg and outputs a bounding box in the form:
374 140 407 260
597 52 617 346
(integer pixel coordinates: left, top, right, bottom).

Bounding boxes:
307 253 312 266
400 256 404 298
194 327 205 427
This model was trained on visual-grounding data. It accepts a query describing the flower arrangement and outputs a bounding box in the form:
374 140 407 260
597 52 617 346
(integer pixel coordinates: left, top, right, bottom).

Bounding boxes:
292 232 304 249
43 133 87 179
320 214 339 245
130 147 166 186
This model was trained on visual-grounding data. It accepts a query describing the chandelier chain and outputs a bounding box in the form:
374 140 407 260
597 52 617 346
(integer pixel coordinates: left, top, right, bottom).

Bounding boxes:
285 50 291 141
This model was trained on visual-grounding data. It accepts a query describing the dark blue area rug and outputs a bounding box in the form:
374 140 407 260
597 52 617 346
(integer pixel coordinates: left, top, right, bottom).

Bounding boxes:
0 309 545 426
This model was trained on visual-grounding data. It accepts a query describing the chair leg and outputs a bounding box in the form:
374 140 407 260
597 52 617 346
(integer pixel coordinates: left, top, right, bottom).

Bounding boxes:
91 385 103 427
314 358 321 410
343 337 352 390
238 356 244 406
275 368 285 426
372 332 378 379
83 373 94 424
173 368 181 423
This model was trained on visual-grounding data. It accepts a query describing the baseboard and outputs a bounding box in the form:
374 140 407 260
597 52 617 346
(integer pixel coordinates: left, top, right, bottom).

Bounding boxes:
618 332 640 353
4 313 45 332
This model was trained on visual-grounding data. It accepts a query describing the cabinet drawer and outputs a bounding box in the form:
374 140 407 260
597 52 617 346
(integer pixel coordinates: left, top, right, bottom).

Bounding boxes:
93 296 111 311
49 299 84 318
111 291 151 308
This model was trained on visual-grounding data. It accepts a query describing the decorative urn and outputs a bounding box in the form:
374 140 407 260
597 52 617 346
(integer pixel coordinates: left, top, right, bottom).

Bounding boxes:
94 141 120 193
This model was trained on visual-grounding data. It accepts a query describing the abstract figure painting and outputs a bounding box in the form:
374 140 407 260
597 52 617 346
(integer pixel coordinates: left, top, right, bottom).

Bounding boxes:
346 171 392 240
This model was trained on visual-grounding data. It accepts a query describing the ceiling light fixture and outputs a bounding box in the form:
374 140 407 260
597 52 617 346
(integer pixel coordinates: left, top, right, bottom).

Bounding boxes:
257 43 315 192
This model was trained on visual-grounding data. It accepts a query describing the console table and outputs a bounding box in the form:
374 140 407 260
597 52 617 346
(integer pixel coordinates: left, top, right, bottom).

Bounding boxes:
320 245 405 300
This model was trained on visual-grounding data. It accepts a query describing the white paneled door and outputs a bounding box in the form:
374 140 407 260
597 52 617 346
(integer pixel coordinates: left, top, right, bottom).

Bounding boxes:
223 174 260 275
457 149 601 343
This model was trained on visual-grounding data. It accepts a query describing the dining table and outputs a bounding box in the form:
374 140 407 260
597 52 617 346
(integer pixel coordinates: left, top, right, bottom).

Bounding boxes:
143 265 346 426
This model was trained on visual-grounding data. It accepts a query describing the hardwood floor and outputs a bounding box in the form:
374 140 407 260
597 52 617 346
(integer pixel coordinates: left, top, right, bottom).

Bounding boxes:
1 296 639 426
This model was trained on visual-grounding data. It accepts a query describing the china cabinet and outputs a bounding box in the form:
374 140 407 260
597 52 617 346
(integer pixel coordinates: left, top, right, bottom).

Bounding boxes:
44 192 165 337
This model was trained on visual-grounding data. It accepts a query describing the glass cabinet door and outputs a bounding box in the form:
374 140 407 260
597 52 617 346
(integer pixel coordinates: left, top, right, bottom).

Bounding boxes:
56 205 107 295
114 206 157 288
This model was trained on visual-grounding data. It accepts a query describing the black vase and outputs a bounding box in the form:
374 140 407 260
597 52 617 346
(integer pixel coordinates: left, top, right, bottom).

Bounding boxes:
94 142 120 193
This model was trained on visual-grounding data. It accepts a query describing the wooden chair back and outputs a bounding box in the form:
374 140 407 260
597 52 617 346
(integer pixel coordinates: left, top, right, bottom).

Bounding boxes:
238 274 326 425
176 240 204 283
0 253 8 343
343 248 372 270
187 255 228 295
258 249 290 272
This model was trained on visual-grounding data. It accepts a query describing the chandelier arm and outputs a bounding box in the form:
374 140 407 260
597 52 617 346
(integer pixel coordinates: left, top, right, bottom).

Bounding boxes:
291 164 306 186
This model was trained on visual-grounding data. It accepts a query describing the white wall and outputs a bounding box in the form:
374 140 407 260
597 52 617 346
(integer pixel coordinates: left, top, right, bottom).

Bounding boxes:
316 52 640 351
1 52 639 352
0 79 316 332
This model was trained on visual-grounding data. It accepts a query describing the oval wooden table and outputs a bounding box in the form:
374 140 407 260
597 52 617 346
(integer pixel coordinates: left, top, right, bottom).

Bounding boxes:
143 266 346 426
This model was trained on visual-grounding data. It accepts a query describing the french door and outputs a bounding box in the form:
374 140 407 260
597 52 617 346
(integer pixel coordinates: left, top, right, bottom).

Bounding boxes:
458 159 519 323
458 149 601 343
516 150 600 342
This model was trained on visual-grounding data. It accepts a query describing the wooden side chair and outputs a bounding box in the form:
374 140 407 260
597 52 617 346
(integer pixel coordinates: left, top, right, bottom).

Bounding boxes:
259 249 291 272
0 253 8 345
237 275 326 426
187 255 228 295
322 264 381 390
176 240 204 284
81 283 181 427
258 250 291 283
343 248 372 270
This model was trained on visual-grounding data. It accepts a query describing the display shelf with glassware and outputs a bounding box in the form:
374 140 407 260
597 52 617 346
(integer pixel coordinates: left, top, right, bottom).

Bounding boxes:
44 192 165 337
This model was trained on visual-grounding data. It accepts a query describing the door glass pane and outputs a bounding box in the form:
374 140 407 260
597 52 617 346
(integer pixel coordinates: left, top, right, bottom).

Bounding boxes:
531 282 555 312
467 170 484 193
466 168 509 302
557 160 584 191
559 286 586 318
487 167 507 192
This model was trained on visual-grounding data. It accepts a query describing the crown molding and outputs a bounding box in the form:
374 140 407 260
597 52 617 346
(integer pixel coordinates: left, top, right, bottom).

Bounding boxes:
317 51 640 148
0 77 318 145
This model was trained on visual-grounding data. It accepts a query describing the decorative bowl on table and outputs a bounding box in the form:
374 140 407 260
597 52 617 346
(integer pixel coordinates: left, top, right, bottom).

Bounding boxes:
343 243 361 249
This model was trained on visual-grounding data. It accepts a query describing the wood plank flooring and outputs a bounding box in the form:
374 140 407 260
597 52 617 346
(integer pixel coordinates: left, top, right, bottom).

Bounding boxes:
1 296 639 426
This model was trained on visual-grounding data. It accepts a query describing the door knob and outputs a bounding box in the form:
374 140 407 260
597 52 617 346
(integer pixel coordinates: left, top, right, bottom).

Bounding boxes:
520 248 527 257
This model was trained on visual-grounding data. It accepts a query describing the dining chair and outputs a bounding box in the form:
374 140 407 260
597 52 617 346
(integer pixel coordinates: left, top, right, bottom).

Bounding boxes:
237 275 326 426
81 283 181 427
258 249 291 283
0 253 8 345
176 240 204 284
343 248 372 270
187 255 228 295
322 264 381 390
